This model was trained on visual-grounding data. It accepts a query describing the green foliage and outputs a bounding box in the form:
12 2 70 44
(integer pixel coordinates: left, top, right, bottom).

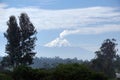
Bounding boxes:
0 73 12 80
1 16 21 68
114 55 120 72
91 72 108 80
53 63 108 80
12 65 52 80
53 63 89 80
19 13 37 65
0 63 108 80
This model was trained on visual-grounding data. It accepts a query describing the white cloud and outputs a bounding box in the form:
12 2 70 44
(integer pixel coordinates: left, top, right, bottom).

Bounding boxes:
44 38 71 47
0 4 120 32
60 25 120 38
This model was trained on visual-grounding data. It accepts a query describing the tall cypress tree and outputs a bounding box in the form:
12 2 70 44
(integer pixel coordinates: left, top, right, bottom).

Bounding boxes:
1 16 21 68
1 13 37 68
19 13 37 65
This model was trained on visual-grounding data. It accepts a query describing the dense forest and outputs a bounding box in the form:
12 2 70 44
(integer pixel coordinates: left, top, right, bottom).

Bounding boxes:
0 13 120 80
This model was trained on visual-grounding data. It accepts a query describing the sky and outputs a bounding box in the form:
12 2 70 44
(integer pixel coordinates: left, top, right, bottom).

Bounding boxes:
0 0 120 60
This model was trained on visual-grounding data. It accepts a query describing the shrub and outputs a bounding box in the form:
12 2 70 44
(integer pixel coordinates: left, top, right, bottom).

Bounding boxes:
53 63 108 80
0 73 12 80
12 64 108 80
12 65 52 80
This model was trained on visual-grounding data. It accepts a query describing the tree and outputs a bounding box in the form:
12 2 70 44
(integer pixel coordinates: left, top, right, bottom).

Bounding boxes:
19 13 37 65
53 63 108 80
114 55 120 73
1 13 37 68
1 16 21 68
91 39 118 78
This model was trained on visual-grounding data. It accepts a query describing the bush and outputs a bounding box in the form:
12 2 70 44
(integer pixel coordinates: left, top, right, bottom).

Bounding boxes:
91 72 108 80
13 65 36 80
52 63 108 80
12 65 52 80
12 64 108 80
0 73 12 80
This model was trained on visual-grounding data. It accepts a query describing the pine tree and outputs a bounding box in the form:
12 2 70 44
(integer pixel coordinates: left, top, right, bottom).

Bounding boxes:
1 16 21 68
19 13 37 65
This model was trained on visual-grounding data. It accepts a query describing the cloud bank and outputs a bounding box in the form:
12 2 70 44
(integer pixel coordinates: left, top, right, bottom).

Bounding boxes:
60 25 120 38
0 3 120 48
0 4 120 32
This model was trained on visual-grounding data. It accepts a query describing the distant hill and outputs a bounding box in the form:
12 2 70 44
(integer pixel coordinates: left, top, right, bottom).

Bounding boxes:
0 56 89 69
31 57 87 69
36 46 94 60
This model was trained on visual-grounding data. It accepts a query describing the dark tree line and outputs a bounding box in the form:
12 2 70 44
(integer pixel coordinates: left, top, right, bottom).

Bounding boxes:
12 63 108 80
31 57 85 69
1 13 37 68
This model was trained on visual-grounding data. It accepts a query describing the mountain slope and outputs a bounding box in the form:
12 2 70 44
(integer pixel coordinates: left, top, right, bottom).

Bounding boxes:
36 46 95 60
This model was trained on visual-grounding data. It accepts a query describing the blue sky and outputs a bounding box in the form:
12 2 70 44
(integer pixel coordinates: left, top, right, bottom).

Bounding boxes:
0 0 120 60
